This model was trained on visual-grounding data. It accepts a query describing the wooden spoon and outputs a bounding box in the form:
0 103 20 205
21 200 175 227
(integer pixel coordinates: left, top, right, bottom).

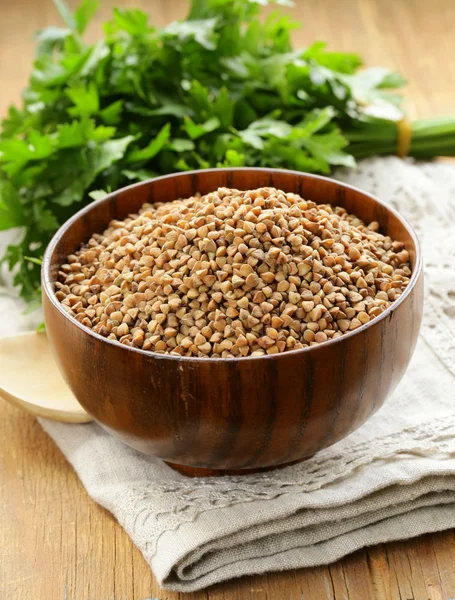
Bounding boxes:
0 331 92 423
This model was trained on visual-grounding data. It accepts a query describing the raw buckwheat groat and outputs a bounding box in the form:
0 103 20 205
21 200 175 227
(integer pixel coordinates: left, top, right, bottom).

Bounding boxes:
56 187 411 357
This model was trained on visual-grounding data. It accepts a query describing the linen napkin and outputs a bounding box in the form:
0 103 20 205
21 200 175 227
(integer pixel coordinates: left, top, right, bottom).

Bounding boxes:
2 157 455 592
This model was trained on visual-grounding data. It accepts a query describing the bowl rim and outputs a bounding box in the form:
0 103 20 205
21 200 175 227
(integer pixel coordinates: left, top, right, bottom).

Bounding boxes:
42 167 423 363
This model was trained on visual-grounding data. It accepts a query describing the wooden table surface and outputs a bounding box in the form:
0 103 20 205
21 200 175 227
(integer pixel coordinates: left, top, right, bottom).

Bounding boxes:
1 1 455 598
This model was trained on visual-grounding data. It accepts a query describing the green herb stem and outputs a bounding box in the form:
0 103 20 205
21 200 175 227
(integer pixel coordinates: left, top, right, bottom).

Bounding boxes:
346 115 455 159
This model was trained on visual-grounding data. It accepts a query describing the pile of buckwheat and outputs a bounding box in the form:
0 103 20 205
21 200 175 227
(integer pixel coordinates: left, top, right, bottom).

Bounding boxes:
56 187 411 357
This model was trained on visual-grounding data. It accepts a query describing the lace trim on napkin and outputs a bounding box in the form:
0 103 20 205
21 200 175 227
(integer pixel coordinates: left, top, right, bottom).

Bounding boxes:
125 415 455 557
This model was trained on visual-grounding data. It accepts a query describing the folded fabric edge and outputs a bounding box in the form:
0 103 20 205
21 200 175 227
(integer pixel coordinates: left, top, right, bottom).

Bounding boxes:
159 503 455 592
171 485 455 579
149 470 455 585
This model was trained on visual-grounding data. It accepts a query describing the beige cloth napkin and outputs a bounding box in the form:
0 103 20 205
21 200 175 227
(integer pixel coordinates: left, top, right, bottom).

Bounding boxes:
2 157 455 592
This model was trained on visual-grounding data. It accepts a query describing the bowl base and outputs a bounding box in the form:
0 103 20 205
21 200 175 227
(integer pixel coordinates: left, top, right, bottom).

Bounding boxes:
164 458 305 477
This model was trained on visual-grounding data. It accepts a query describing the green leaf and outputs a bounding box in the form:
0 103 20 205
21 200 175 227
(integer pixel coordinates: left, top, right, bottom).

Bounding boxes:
74 0 99 34
91 125 116 142
185 80 212 117
100 100 123 125
1 105 26 138
192 152 210 169
53 177 92 207
57 119 114 148
59 49 90 76
110 8 150 35
29 131 56 158
183 116 220 139
342 67 406 109
52 136 134 206
34 203 60 231
66 83 99 116
212 88 234 129
92 135 135 172
36 322 46 333
80 40 110 76
238 118 293 150
297 107 336 136
221 148 245 167
0 182 25 231
238 129 263 150
221 55 251 79
53 0 76 30
304 42 362 74
89 189 108 200
25 256 43 266
175 157 193 171
168 139 195 152
301 130 355 172
0 132 56 175
57 120 90 148
122 169 157 181
164 18 218 50
0 139 34 164
31 55 68 86
34 26 72 55
253 119 293 138
126 101 189 119
308 64 349 101
127 124 171 162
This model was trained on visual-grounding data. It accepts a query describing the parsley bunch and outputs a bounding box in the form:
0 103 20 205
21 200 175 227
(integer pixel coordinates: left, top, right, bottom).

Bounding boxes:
1 0 455 302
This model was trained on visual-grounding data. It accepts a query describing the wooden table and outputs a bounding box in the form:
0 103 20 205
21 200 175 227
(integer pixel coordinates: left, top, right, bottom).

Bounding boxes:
1 1 455 598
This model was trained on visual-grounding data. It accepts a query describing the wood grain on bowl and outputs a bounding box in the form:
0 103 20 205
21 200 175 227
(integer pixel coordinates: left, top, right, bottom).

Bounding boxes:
42 169 423 475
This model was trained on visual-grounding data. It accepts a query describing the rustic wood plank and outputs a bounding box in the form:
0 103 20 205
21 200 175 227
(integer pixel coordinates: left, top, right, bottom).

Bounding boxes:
297 566 338 599
327 563 351 600
1 0 455 598
432 530 455 598
366 546 394 600
338 553 377 600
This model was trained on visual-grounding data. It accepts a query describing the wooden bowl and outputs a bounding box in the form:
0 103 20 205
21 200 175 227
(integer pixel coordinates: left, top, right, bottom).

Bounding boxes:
42 169 423 475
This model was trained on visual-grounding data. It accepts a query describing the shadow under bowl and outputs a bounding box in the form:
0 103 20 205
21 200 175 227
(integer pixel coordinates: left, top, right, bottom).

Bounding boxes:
42 168 423 476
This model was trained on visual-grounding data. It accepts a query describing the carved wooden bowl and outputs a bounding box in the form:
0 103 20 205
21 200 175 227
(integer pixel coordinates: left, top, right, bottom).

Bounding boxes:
42 169 423 476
